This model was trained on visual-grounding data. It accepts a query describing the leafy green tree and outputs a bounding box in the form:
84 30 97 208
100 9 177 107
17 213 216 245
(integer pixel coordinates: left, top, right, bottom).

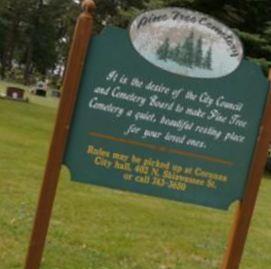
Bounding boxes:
0 17 8 74
0 0 80 83
0 0 35 79
18 0 80 84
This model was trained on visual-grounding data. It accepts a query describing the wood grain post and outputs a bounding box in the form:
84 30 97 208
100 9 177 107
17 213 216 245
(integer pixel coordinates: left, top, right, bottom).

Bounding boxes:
24 1 96 269
221 71 271 269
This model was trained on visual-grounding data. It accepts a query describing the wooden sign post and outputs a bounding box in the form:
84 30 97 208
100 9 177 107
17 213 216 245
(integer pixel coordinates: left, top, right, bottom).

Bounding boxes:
25 2 271 269
24 1 96 269
222 83 271 269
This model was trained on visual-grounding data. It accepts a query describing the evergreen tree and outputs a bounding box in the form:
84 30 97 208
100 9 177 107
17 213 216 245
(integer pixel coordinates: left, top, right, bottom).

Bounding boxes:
170 43 182 62
157 37 170 61
203 46 212 70
194 37 203 68
180 32 195 67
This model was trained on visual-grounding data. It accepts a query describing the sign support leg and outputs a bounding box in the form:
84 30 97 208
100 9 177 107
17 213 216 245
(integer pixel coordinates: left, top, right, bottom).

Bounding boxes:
221 81 271 269
24 1 96 268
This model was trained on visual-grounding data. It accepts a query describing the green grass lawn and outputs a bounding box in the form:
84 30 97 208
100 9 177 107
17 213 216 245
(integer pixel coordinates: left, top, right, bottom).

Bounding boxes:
0 96 271 269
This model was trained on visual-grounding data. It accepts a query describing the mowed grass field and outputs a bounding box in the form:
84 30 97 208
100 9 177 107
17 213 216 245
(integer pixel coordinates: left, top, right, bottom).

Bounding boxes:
0 91 271 269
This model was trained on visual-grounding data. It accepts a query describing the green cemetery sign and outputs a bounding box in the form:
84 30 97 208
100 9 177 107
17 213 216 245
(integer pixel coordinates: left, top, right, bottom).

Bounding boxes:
24 5 271 269
64 8 268 210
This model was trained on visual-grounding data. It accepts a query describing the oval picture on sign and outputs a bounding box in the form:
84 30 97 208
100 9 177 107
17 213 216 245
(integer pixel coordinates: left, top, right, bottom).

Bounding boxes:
129 8 243 78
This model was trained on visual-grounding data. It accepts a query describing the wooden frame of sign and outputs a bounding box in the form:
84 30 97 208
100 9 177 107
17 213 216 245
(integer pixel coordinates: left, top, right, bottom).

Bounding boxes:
24 1 96 268
24 1 271 268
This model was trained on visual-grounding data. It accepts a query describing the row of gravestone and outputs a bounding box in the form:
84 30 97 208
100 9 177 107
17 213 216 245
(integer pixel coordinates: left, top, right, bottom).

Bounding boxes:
0 86 60 102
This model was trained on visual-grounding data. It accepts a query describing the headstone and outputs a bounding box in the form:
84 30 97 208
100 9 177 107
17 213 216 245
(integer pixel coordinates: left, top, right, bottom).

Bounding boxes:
6 87 25 100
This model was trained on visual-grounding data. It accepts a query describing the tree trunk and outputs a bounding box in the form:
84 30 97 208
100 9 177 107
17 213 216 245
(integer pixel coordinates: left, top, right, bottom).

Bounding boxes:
1 17 20 79
1 55 6 80
24 44 33 85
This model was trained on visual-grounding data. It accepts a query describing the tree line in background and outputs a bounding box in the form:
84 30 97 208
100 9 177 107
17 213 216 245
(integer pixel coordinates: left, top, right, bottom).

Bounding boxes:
0 0 270 87
0 0 81 86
